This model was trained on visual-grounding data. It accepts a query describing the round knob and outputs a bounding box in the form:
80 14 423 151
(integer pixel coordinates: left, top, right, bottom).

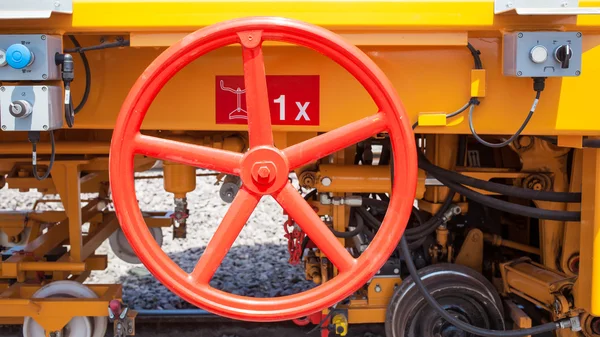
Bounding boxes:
6 44 34 69
0 49 7 67
530 45 548 64
9 100 33 119
554 44 573 69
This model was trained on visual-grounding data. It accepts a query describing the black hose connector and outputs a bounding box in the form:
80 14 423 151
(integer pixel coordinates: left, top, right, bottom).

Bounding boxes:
56 53 75 127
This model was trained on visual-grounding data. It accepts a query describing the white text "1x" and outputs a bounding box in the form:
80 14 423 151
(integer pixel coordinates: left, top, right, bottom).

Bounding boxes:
273 95 311 121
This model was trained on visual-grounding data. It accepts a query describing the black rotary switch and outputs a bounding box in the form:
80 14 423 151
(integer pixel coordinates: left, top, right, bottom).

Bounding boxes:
554 44 573 69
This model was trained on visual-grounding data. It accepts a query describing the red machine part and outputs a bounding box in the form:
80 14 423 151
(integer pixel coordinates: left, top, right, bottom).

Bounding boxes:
284 218 305 265
109 17 417 321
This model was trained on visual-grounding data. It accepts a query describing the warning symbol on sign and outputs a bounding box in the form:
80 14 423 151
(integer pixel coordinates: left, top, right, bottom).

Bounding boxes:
215 75 319 125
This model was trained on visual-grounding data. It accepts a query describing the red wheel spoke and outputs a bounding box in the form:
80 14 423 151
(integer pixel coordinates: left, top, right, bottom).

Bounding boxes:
239 30 273 148
133 134 242 176
275 183 355 272
283 112 388 169
189 187 261 284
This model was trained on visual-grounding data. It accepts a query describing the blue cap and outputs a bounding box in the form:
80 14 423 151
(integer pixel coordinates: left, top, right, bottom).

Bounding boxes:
6 44 33 69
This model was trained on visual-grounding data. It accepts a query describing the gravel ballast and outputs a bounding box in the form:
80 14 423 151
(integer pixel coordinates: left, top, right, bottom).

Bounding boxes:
0 169 315 310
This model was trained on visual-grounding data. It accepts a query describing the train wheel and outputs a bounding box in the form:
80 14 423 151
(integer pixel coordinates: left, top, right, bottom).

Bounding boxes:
385 264 505 337
109 226 163 264
22 281 107 337
109 16 418 321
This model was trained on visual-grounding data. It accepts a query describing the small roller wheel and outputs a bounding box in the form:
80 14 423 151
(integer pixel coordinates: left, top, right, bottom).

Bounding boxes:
109 226 163 264
385 264 505 337
22 281 107 337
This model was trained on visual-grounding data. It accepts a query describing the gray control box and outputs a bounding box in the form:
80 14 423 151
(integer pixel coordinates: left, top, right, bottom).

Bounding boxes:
0 34 62 81
0 85 63 131
503 31 582 77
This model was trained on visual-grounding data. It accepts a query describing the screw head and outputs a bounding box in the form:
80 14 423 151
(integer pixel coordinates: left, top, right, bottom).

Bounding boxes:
506 2 513 8
517 71 523 76
518 32 524 38
577 32 582 38
248 35 253 41
41 86 47 92
576 70 581 76
374 284 382 293
321 177 332 187
393 268 400 274
1 125 6 130
42 74 48 80
21 92 26 96
54 1 60 7
41 35 46 40
43 125 48 130
0 87 5 92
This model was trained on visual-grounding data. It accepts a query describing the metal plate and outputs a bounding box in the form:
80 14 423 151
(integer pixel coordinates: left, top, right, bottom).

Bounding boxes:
0 0 73 19
495 0 600 14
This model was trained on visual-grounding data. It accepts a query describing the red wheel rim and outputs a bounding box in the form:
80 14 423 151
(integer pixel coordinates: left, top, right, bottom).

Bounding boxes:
109 17 417 321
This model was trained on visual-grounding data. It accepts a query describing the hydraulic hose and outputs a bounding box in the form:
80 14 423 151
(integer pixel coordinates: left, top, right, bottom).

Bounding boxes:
418 152 581 203
435 174 580 222
400 237 561 337
330 212 365 238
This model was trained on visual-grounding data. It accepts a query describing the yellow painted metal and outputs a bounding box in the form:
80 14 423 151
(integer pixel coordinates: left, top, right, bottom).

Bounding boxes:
577 147 600 315
455 229 484 272
163 161 197 198
418 113 447 127
0 284 120 333
470 69 486 98
316 165 390 193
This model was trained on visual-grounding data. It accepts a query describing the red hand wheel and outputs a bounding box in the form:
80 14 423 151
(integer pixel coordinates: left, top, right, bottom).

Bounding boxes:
109 17 417 321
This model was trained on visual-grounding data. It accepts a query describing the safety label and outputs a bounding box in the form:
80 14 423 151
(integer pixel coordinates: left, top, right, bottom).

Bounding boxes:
215 75 319 125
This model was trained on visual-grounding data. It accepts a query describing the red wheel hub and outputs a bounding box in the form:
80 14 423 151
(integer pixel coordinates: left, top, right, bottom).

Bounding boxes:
109 17 417 322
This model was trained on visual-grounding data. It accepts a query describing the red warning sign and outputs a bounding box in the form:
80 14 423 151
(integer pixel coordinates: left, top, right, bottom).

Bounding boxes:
215 75 319 125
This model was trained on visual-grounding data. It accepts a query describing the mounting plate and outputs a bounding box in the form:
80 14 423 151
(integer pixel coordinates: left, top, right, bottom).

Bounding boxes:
495 0 600 15
0 0 72 19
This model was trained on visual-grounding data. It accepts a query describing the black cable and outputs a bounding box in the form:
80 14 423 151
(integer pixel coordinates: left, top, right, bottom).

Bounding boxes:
400 237 561 337
28 131 55 181
67 35 91 114
435 174 580 222
64 39 130 53
469 78 545 148
330 212 365 238
418 152 581 203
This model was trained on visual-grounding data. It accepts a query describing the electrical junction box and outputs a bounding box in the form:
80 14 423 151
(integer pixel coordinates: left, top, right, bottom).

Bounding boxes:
0 34 62 81
0 85 63 131
503 31 582 77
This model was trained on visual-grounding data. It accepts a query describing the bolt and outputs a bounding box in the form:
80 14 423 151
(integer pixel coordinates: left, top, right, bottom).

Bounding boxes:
517 71 523 76
257 166 270 179
248 35 253 41
393 268 399 274
518 136 532 148
561 1 569 7
577 32 582 38
0 87 5 92
43 125 48 130
375 284 382 293
128 329 133 334
576 70 581 76
518 32 524 38
321 177 332 187
41 86 47 92
506 2 513 8
41 35 46 40
54 1 60 7
42 74 48 79
554 299 562 314
1 125 6 130
21 92 26 96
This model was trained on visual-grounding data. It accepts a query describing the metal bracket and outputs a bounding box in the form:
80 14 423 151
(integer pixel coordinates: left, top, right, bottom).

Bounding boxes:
0 0 73 20
495 0 600 15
